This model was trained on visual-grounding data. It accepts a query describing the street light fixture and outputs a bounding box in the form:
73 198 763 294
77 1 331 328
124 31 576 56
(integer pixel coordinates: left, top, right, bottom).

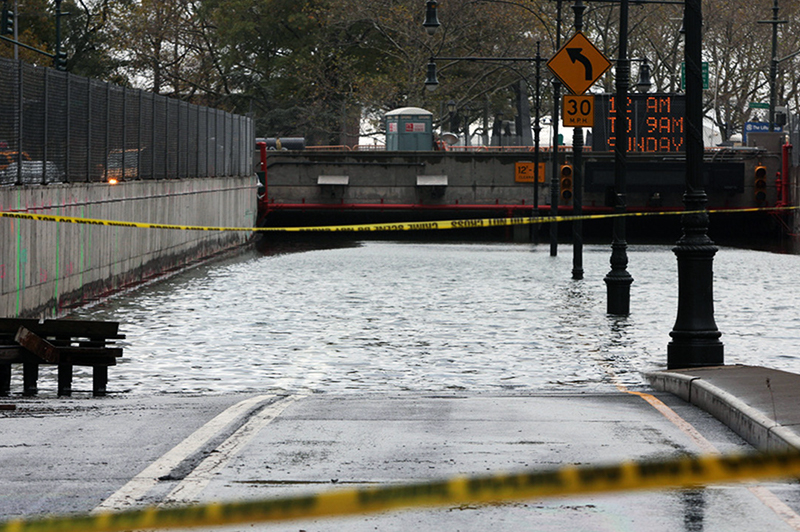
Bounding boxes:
635 58 652 92
423 0 440 35
421 6 549 224
758 0 788 132
425 59 439 91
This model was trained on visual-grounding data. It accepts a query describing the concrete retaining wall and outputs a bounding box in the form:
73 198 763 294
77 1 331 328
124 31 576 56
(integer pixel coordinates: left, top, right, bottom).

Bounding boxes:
264 150 759 212
265 151 559 208
1 177 258 318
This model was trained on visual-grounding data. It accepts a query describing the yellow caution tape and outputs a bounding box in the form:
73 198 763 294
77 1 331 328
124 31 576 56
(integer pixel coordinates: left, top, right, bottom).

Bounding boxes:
1 206 797 233
3 449 800 531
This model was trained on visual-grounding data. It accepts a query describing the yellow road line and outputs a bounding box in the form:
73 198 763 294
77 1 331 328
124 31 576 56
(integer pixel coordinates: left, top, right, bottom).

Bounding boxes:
610 375 800 531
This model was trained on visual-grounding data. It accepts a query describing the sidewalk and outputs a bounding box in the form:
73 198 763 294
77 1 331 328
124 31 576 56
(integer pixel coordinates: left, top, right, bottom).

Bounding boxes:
647 364 800 451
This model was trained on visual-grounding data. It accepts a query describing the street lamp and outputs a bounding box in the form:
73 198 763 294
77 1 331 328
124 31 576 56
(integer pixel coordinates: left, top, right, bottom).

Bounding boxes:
635 58 652 92
550 0 563 258
423 0 440 35
425 59 439 91
463 102 474 146
603 0 634 315
758 0 787 132
580 0 682 314
54 0 68 71
425 0 560 250
446 99 459 137
667 0 724 368
495 111 504 147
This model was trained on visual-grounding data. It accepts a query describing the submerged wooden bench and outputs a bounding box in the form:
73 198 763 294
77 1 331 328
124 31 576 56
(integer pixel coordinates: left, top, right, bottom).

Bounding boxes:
0 318 125 397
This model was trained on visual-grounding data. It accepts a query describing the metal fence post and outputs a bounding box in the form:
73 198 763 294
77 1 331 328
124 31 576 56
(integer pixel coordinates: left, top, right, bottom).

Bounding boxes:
151 92 156 179
138 90 143 180
177 100 182 178
65 72 70 182
195 107 203 177
86 79 91 182
104 82 110 180
185 103 190 178
122 86 126 180
42 68 48 185
164 97 169 178
15 60 23 186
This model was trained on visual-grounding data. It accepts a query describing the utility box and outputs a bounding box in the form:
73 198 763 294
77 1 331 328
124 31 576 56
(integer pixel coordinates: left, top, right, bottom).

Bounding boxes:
747 132 784 153
385 107 433 151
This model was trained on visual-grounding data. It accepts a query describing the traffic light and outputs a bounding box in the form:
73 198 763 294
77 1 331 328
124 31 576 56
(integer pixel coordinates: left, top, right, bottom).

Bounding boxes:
560 164 573 202
55 51 67 71
754 165 767 203
1 5 13 36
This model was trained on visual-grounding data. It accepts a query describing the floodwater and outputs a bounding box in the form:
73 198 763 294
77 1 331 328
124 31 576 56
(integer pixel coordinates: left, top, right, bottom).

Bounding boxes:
59 238 800 396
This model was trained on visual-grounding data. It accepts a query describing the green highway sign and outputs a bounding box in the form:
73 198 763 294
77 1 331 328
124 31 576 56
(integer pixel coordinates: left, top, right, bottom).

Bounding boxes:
749 102 770 109
680 62 709 90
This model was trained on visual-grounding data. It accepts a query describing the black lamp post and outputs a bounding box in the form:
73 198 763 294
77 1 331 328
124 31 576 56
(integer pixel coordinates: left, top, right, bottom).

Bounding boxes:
496 111 504 147
53 0 69 70
758 0 787 133
667 0 724 368
463 102 473 146
550 0 563 258
603 0 633 315
533 42 543 221
422 6 549 233
447 99 458 137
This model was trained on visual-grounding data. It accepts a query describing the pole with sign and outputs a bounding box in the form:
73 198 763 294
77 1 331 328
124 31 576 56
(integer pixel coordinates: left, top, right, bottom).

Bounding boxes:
680 62 709 90
562 95 594 127
547 32 611 96
547 15 610 280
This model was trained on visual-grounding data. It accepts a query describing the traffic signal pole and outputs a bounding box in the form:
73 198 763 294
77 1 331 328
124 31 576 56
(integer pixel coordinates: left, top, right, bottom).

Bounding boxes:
0 0 67 70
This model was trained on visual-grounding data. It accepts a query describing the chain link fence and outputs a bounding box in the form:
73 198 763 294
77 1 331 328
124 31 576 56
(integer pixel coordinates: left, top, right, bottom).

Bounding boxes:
0 58 254 186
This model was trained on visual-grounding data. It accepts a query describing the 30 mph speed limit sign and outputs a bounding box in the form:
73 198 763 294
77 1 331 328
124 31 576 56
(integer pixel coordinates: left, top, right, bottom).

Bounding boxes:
562 95 594 127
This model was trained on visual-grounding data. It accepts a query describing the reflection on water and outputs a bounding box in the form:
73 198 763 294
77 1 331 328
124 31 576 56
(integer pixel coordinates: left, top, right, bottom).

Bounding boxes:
60 240 800 396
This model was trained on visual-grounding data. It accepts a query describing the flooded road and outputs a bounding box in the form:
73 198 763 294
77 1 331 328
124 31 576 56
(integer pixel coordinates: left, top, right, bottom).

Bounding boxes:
58 240 800 397
6 238 800 532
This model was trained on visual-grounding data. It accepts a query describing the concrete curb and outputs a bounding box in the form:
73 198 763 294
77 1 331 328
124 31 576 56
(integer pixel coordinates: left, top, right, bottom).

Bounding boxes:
646 370 800 452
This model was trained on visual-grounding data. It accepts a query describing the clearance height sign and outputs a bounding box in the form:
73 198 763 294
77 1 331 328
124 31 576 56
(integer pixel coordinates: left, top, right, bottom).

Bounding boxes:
591 93 686 152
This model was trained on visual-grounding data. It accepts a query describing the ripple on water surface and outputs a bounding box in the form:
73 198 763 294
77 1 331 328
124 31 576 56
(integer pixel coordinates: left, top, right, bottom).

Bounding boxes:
63 241 800 396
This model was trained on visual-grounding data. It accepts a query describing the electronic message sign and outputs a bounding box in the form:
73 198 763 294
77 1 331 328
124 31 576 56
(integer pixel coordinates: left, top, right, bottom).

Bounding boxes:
591 93 686 152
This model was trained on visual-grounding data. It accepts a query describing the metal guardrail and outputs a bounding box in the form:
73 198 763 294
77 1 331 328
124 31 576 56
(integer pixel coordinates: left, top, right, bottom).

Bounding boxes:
0 57 255 186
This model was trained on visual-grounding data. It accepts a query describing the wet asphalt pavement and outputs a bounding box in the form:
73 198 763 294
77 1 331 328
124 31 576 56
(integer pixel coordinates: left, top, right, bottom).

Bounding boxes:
3 371 800 531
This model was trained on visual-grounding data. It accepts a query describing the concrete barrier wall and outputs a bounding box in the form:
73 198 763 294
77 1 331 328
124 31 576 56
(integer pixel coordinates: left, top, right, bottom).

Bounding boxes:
263 151 759 211
1 177 257 318
265 151 556 208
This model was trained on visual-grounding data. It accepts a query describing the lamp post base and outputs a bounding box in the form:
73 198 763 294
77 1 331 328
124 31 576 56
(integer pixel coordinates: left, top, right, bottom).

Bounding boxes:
667 336 724 369
604 275 633 315
605 234 632 315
